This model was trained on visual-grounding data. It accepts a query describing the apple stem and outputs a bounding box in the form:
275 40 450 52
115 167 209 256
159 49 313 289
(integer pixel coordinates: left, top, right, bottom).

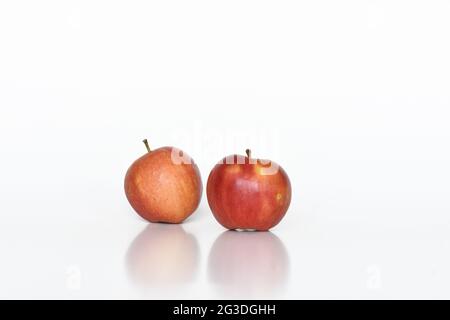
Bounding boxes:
245 149 251 158
143 139 151 153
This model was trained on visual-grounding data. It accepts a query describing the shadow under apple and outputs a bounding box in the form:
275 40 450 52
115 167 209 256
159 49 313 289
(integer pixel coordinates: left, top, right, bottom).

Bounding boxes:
126 224 200 289
208 230 290 298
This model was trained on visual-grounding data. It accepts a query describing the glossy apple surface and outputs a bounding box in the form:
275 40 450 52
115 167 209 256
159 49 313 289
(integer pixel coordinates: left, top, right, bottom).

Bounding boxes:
124 141 202 223
206 151 291 231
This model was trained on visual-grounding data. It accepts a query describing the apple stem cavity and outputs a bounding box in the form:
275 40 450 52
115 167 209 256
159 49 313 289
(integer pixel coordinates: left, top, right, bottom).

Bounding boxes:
143 139 151 153
245 149 251 159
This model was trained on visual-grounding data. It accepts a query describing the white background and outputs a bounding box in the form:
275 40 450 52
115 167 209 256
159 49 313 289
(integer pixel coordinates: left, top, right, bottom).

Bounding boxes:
1 1 450 299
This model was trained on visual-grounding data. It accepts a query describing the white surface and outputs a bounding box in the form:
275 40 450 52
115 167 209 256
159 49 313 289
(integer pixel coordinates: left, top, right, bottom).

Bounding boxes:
1 1 450 299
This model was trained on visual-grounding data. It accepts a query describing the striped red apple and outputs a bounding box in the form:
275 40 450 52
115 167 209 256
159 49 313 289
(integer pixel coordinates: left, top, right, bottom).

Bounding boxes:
124 139 202 223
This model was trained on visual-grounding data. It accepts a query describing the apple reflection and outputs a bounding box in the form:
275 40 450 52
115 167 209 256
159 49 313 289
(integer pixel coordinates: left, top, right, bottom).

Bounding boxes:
126 224 199 288
208 231 290 298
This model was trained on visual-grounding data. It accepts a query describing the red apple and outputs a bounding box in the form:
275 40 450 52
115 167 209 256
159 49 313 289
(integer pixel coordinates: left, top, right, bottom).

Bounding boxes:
124 139 202 223
206 149 291 231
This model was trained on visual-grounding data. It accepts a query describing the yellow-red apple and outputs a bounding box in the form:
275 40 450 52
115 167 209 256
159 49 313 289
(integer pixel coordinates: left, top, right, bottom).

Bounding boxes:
124 139 202 223
206 149 291 231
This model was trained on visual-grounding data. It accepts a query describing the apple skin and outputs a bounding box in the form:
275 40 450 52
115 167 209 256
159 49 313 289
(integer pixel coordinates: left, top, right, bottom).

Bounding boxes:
206 153 291 231
124 146 202 223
